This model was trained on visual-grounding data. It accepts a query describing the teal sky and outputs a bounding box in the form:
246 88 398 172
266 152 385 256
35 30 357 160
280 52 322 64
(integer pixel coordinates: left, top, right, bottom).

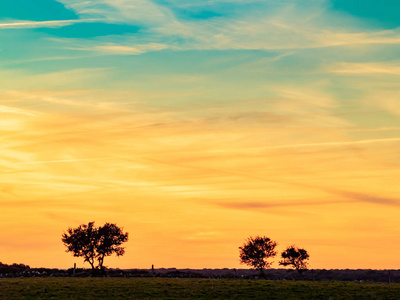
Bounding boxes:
331 0 400 28
1 0 400 269
1 0 399 103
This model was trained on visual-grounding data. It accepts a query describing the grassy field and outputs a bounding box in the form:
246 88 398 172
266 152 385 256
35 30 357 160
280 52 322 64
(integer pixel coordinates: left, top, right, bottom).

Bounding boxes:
0 277 399 299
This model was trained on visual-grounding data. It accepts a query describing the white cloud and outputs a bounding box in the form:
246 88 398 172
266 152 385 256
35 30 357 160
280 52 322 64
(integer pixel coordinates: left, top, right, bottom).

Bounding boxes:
0 19 100 29
59 0 177 26
69 42 169 55
53 0 400 55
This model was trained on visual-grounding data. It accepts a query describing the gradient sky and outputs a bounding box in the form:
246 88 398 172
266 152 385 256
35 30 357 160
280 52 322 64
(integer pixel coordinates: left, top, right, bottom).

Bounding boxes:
1 0 400 270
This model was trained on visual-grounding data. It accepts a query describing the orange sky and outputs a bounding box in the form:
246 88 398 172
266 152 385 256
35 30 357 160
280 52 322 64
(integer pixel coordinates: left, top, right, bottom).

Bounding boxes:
1 88 400 270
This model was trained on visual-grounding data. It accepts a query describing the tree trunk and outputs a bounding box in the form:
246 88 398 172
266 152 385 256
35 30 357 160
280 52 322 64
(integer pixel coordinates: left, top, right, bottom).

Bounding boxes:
98 255 105 277
88 261 97 276
259 268 265 279
297 269 303 280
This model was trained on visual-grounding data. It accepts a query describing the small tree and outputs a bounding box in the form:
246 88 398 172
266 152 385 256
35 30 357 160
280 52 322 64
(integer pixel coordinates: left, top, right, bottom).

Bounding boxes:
62 222 129 275
279 246 309 277
239 236 277 277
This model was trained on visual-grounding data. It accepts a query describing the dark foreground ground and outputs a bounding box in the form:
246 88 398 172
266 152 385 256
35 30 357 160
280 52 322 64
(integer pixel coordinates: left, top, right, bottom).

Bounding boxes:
1 277 400 299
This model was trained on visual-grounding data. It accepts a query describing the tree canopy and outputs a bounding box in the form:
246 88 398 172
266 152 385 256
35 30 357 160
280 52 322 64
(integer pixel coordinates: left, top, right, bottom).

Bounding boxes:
279 246 309 276
61 222 129 274
239 236 277 277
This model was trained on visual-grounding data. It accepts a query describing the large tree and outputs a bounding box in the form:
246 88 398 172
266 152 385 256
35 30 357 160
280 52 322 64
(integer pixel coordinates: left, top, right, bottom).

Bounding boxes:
239 236 277 277
62 222 129 274
279 246 309 277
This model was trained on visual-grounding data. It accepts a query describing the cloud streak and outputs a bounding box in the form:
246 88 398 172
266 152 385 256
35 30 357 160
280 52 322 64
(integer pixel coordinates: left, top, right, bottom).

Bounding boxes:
261 137 400 150
329 62 400 75
216 199 352 210
325 189 400 206
16 158 106 165
0 19 101 29
0 105 37 116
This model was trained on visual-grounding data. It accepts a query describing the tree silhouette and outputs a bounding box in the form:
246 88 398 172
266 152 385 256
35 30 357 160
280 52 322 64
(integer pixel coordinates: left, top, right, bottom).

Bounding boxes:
239 236 277 277
62 222 128 275
279 246 309 277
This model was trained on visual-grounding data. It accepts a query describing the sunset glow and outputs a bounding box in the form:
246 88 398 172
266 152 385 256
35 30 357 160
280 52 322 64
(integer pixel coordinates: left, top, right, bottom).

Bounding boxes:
1 0 400 270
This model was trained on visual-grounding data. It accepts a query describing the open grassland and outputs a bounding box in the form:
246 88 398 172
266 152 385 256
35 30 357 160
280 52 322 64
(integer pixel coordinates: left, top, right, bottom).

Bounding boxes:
1 278 399 299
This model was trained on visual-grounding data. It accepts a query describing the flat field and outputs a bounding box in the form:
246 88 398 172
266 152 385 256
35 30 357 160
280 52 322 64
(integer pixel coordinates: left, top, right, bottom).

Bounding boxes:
0 278 399 299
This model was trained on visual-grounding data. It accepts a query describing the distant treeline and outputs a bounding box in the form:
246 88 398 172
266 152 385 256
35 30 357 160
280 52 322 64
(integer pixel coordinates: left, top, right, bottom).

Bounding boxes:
0 263 398 283
0 262 30 277
136 268 399 283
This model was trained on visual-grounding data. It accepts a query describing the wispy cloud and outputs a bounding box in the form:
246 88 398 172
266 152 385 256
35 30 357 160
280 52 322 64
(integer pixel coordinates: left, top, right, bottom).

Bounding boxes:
325 189 400 206
69 42 169 55
0 19 100 29
216 199 352 210
0 68 111 90
329 62 400 75
0 105 37 116
16 158 106 165
261 137 400 150
50 0 400 55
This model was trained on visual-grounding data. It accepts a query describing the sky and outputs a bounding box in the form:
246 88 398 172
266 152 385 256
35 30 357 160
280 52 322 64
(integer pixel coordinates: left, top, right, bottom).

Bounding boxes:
1 0 400 270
